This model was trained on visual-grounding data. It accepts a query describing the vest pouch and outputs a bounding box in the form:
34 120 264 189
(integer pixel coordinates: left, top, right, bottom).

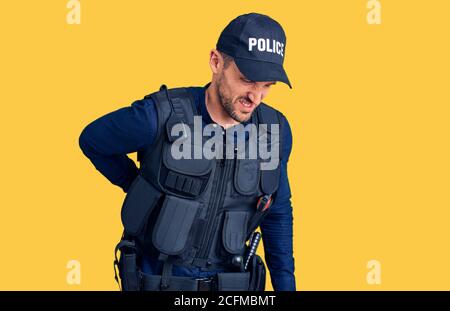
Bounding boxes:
232 158 260 197
121 175 162 236
222 211 250 255
152 195 201 255
162 137 213 176
161 142 213 198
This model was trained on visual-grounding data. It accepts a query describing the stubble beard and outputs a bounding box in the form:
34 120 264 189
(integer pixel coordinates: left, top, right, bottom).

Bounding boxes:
216 74 251 123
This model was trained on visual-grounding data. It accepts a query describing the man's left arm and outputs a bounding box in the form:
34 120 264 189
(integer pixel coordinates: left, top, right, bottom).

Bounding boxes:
260 114 296 291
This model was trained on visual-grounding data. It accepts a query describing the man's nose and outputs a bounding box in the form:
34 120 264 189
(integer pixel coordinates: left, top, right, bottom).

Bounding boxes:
248 90 263 105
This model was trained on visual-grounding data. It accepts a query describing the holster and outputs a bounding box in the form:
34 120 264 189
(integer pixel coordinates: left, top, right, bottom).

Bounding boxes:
248 254 266 291
114 238 142 291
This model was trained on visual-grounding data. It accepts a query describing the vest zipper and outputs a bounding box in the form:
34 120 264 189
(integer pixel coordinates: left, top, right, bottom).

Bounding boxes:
197 156 230 264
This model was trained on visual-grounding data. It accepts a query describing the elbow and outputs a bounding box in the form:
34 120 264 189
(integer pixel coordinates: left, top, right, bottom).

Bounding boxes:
78 124 92 156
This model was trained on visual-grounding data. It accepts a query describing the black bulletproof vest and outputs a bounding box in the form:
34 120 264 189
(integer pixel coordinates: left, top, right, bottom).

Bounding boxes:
120 85 284 271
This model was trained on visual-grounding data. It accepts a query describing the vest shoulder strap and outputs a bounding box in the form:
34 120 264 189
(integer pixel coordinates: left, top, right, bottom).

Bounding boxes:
149 84 197 140
256 102 285 195
137 84 197 162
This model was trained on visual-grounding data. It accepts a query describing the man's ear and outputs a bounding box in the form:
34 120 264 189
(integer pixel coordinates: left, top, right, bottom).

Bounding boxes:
209 49 221 74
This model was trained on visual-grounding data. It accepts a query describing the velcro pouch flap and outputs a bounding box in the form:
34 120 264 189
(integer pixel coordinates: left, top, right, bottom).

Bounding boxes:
234 158 260 195
163 141 213 176
222 211 249 254
152 195 201 255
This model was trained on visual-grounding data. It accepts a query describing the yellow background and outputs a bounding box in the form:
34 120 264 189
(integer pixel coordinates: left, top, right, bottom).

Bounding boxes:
0 0 449 290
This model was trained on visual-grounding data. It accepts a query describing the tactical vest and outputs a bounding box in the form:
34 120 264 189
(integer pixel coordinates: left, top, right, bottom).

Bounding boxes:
117 85 284 290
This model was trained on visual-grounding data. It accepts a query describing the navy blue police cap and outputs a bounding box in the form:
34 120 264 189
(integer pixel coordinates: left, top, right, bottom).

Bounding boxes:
216 13 292 88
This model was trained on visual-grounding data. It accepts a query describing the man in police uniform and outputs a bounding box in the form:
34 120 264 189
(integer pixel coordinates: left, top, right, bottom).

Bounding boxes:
79 13 295 291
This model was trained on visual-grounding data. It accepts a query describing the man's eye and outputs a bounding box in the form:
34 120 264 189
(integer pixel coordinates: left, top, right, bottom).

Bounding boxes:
241 78 253 83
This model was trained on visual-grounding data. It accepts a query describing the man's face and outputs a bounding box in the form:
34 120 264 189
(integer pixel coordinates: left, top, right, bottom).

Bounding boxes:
215 59 276 123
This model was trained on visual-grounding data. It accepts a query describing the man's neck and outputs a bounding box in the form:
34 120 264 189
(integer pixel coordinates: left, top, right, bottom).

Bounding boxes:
205 82 239 129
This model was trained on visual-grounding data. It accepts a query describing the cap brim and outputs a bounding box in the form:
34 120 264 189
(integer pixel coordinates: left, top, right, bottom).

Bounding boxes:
233 57 292 89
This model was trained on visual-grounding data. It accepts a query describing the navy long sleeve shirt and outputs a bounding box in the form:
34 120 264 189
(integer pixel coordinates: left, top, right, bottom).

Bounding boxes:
79 83 296 291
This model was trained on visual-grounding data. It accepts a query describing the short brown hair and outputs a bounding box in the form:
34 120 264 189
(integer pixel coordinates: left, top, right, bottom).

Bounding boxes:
218 50 233 69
